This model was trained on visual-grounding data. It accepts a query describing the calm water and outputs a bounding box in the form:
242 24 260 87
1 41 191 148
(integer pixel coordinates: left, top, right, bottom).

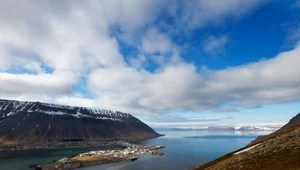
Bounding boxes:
0 145 123 170
0 130 272 170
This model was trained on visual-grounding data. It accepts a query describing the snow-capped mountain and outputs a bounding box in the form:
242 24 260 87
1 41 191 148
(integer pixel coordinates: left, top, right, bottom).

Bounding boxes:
0 99 159 144
206 125 281 131
156 125 282 131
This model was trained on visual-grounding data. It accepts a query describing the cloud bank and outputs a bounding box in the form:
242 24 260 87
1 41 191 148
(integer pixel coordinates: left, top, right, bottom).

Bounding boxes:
1 0 299 115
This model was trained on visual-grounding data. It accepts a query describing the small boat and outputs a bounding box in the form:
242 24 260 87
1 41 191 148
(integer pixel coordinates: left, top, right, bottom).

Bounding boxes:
130 157 138 161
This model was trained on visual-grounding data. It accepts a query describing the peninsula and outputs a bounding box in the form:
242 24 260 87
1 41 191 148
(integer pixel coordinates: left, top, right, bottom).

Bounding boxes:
35 143 165 170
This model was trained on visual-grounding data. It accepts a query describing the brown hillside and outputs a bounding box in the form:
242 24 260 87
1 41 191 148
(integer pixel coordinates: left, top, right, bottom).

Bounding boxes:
190 113 300 170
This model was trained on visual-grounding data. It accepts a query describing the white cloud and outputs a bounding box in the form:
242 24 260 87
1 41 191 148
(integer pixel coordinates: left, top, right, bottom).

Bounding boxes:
150 55 166 65
54 96 98 108
128 27 180 69
144 114 232 123
1 0 296 117
165 0 263 31
128 55 147 69
0 0 127 73
141 28 176 54
203 35 228 54
0 71 76 97
86 45 300 115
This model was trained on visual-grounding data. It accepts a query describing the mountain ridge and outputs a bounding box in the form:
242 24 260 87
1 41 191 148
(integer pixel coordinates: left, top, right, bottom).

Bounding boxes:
154 125 282 131
0 99 160 145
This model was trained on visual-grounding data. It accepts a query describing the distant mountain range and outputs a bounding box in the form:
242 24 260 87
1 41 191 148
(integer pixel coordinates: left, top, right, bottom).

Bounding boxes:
191 112 300 170
155 125 282 131
0 99 160 145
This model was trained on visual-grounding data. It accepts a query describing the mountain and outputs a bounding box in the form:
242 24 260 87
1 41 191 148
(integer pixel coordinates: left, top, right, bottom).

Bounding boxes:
154 125 281 131
205 125 280 131
0 99 160 145
277 112 300 131
190 112 300 170
249 112 300 145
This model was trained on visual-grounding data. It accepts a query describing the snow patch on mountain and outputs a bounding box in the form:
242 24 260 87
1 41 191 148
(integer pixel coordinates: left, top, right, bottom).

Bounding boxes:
164 125 282 131
0 99 132 121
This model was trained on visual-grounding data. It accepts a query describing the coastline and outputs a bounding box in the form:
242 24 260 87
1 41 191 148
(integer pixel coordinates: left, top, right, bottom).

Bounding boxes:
0 140 127 151
0 133 164 151
0 135 165 170
35 144 165 170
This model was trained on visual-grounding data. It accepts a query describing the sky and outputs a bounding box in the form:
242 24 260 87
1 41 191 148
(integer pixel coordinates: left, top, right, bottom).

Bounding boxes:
0 0 300 128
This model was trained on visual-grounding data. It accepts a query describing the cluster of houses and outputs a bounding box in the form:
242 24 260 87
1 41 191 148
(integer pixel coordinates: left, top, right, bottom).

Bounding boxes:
78 144 165 160
36 143 165 170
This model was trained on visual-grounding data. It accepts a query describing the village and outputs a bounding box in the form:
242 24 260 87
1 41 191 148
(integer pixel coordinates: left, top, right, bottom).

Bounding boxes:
76 144 165 160
36 143 165 170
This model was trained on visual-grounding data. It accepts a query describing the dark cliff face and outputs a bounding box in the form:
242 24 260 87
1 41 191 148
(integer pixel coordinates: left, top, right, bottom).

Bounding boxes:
0 99 159 144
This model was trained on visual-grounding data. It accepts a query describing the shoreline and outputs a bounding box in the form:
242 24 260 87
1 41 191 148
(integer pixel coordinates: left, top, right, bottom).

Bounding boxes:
0 140 127 151
35 144 165 170
0 134 164 151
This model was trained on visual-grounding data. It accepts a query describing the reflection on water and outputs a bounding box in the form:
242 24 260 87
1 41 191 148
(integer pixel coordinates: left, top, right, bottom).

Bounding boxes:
0 130 272 170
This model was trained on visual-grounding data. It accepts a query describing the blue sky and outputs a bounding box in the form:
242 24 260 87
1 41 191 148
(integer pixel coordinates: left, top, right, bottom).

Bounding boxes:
0 0 300 127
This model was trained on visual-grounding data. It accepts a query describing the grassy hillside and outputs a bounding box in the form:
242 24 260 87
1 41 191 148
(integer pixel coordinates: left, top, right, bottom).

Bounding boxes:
190 113 300 170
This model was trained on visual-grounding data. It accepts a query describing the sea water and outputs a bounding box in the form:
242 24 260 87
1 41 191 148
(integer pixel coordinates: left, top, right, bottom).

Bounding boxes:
0 130 272 170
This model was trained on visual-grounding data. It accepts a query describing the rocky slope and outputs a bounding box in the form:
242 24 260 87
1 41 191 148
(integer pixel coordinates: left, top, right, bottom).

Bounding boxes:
0 99 160 145
191 113 300 170
249 112 300 145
